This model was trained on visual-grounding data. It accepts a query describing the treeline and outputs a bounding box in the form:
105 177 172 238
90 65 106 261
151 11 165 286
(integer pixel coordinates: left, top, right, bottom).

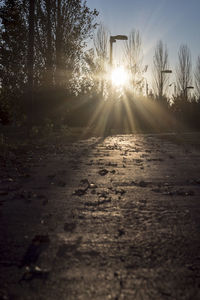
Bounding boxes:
0 2 200 133
0 0 98 125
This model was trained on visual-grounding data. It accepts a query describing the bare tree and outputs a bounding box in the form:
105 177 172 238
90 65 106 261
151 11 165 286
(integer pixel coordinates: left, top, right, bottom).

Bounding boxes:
94 24 109 62
93 24 109 96
194 56 200 99
152 40 169 99
124 30 144 93
176 44 192 99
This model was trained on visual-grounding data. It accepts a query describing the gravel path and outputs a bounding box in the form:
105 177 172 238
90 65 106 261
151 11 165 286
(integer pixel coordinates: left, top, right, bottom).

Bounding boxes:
0 134 200 300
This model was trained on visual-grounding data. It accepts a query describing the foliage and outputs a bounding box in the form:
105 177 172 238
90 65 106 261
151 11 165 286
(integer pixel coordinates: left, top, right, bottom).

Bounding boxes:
34 0 98 88
170 95 200 130
1 1 200 133
0 0 28 122
0 0 98 124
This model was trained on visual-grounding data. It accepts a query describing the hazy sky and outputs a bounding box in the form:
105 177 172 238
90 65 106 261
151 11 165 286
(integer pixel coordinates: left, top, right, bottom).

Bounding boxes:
87 0 200 86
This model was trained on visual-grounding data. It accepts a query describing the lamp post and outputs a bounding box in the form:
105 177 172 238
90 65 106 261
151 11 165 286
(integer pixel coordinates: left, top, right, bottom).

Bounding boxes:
169 82 176 97
184 86 194 101
160 69 172 99
110 35 128 66
144 78 148 96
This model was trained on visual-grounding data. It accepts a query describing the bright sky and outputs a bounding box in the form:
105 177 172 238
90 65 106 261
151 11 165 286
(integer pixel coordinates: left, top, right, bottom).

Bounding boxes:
86 0 200 88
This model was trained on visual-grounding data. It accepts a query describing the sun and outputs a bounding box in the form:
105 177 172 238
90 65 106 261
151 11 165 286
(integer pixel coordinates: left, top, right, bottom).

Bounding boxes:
111 66 129 87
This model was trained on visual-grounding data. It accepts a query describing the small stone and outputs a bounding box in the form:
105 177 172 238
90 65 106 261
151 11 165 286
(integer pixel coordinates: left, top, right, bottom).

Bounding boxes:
115 188 126 195
89 183 97 189
99 169 109 176
110 170 116 174
118 229 125 236
74 188 87 196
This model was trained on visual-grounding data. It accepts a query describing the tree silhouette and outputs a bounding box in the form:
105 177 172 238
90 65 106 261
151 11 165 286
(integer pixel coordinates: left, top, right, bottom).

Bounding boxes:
194 56 200 99
152 40 169 99
0 0 27 123
124 30 144 94
93 24 109 97
176 44 192 99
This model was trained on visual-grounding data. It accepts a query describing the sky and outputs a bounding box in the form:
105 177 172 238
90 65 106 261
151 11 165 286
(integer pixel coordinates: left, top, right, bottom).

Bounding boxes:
86 0 200 88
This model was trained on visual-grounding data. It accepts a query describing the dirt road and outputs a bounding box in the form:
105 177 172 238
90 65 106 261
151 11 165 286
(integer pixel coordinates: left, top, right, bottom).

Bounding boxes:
0 134 200 299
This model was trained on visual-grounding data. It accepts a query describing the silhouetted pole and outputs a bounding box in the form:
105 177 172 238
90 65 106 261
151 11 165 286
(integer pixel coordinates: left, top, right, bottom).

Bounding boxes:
144 78 148 96
160 69 172 98
110 36 116 67
110 35 128 67
169 82 176 97
184 86 194 101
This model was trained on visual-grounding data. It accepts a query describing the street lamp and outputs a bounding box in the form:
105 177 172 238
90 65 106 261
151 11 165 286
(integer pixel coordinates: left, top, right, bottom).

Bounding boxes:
110 35 128 66
169 82 176 97
160 69 172 99
144 78 148 96
184 86 194 100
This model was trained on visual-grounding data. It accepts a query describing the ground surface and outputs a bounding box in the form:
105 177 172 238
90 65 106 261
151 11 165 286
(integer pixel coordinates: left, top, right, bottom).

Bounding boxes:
0 133 200 300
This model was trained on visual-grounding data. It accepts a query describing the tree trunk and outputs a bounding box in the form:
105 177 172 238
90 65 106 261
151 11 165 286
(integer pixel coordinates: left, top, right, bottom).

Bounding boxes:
27 0 35 92
55 0 62 86
46 0 53 86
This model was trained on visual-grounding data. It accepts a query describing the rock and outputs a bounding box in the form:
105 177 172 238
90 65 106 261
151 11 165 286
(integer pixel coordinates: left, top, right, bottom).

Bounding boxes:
98 191 109 198
98 197 111 205
80 179 90 190
110 170 116 174
99 169 109 176
89 183 97 189
74 188 88 196
115 188 126 195
118 229 125 236
80 179 90 186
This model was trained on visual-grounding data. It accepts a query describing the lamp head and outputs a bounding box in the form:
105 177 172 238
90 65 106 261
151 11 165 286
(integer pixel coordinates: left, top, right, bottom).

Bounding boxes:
161 70 172 74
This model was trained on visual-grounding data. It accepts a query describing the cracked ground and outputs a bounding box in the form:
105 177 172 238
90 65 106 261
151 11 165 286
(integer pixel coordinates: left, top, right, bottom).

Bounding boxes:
0 134 200 299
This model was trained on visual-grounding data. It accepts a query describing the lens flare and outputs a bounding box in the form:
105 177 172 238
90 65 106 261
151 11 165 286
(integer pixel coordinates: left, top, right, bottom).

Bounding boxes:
111 66 128 87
